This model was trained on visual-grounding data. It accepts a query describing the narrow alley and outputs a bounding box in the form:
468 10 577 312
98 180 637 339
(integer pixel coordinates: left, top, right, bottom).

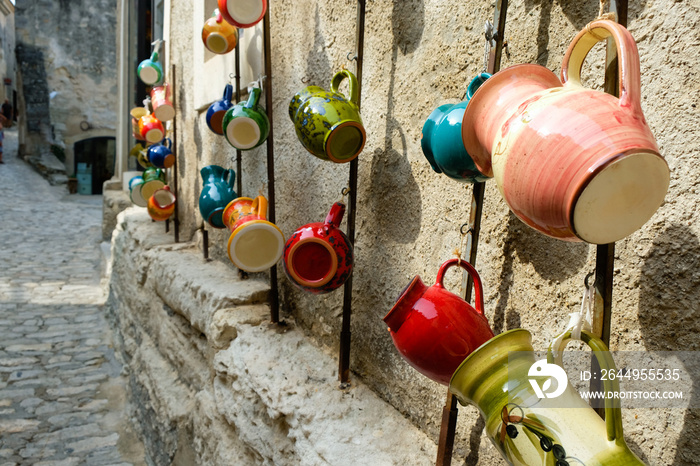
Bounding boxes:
0 129 145 465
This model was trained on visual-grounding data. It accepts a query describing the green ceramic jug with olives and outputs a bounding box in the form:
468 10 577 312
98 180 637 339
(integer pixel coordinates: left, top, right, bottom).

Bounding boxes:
449 329 646 466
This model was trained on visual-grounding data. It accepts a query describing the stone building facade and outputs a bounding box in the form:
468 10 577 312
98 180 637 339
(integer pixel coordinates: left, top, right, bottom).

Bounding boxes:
14 0 117 183
108 0 700 464
0 0 15 112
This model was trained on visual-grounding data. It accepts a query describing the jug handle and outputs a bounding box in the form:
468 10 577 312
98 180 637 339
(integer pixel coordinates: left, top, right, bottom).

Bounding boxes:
245 87 262 109
330 70 360 106
150 51 159 63
561 19 643 118
548 331 625 443
215 8 223 24
224 169 236 190
466 73 491 101
223 83 234 103
434 259 485 317
252 196 268 220
324 202 346 229
163 137 172 150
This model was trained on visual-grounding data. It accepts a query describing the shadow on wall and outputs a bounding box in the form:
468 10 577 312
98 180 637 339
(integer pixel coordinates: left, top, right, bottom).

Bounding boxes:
303 6 333 87
367 0 425 245
523 0 649 67
491 212 588 333
638 223 700 464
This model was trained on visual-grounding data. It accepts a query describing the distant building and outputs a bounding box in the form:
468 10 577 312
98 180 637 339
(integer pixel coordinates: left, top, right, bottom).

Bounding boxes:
14 0 117 191
0 0 16 122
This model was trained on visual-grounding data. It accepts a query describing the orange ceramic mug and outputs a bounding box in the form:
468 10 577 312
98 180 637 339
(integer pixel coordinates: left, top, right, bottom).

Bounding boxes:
147 186 176 221
222 196 285 272
139 114 165 144
202 9 238 54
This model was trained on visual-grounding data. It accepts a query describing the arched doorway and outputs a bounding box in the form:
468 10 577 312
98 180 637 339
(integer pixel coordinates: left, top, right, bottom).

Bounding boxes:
73 137 116 194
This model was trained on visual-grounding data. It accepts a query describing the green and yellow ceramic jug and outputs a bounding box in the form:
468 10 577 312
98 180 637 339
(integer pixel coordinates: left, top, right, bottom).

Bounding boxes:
289 70 366 163
450 329 646 465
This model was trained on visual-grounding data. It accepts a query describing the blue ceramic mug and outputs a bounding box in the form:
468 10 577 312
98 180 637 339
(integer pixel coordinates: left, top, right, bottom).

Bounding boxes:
421 73 491 183
206 84 235 135
147 138 174 169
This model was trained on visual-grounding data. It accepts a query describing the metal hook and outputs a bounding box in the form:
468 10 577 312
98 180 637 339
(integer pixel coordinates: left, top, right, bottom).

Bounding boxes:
341 187 351 196
584 271 595 288
347 52 357 62
301 76 310 84
460 223 473 236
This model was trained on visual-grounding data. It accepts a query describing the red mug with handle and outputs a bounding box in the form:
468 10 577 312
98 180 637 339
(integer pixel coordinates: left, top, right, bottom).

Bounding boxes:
383 258 494 385
283 202 353 294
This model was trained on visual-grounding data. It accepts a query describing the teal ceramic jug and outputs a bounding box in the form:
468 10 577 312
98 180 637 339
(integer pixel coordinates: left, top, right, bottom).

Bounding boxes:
450 329 646 466
198 165 237 229
421 73 491 183
289 70 366 163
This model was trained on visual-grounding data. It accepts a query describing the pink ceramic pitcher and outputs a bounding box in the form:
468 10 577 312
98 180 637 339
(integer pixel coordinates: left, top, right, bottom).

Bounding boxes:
383 258 494 385
462 20 670 244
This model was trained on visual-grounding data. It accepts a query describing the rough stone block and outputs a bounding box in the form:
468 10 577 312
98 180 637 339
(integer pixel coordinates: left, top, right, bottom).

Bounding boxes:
212 321 439 466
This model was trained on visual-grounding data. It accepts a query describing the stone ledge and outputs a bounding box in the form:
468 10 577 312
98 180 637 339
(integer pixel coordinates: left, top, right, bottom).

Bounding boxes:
109 206 445 465
213 321 438 465
148 247 270 342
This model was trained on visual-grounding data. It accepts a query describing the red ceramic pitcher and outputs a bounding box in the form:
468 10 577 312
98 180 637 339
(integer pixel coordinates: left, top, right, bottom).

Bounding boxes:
462 20 670 244
283 202 353 294
383 258 494 385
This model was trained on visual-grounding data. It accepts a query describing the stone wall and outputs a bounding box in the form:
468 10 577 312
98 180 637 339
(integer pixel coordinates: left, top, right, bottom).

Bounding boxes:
108 208 442 464
111 0 700 464
14 0 117 174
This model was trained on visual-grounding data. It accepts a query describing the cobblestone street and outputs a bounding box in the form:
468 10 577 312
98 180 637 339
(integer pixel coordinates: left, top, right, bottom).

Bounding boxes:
0 129 145 465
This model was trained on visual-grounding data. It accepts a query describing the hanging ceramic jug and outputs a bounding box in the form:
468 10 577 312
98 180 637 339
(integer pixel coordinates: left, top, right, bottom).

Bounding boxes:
222 87 270 150
138 114 165 144
151 84 175 122
140 167 166 202
206 84 235 135
462 20 670 244
450 329 645 465
198 165 237 229
283 202 353 294
383 258 494 385
202 9 238 55
147 186 176 222
218 0 266 29
222 196 285 272
289 70 366 163
421 73 491 183
128 175 147 207
137 50 163 86
146 138 174 169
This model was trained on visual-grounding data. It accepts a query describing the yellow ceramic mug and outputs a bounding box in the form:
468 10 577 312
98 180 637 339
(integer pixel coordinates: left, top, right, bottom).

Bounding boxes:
222 196 285 273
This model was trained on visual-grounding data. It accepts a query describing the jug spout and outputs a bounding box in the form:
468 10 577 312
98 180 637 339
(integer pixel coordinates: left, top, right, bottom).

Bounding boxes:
383 276 428 333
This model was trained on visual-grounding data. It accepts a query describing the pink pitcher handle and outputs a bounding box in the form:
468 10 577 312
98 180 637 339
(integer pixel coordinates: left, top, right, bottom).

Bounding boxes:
561 20 643 117
434 258 485 316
